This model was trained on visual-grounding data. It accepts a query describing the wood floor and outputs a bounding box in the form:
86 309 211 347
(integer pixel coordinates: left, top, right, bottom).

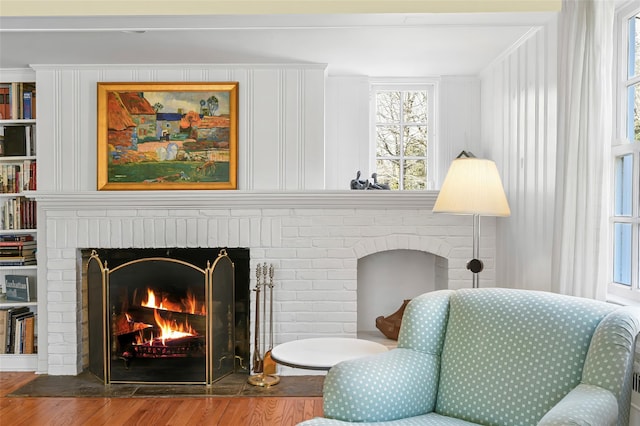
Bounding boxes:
0 372 324 426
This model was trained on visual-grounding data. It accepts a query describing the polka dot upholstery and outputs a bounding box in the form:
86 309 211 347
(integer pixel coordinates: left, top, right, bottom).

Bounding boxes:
397 290 454 354
436 288 615 425
537 384 617 425
581 306 640 426
298 412 479 426
323 349 441 422
297 288 640 426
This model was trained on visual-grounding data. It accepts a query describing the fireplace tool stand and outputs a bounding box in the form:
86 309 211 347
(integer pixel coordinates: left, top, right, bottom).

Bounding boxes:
248 263 280 387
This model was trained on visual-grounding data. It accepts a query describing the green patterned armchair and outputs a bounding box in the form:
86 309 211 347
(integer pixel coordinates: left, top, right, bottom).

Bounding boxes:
299 288 640 426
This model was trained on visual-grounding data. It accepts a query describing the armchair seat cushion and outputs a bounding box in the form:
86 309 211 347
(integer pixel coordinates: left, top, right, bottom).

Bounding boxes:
299 412 481 426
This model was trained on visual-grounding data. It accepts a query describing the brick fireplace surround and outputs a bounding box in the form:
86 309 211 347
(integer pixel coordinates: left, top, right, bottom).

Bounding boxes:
35 190 495 376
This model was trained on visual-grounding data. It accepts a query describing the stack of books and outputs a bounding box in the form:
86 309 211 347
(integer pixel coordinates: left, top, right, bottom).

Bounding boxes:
0 235 36 266
0 306 36 354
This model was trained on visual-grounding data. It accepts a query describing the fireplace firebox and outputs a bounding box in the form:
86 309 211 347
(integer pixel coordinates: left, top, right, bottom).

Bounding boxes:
86 248 250 385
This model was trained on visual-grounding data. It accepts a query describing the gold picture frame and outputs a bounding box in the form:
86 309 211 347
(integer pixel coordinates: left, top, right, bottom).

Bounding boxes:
97 82 238 190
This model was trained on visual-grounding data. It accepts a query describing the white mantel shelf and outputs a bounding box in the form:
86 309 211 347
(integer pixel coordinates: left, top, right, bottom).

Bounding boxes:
31 190 439 210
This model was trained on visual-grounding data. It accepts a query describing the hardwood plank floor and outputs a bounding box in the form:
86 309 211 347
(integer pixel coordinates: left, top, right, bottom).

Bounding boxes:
0 372 324 426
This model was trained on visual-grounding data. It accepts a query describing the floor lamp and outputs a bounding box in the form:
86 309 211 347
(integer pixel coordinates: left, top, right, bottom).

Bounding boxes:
432 151 511 288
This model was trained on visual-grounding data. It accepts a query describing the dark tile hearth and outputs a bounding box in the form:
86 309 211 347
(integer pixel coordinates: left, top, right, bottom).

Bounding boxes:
8 371 324 398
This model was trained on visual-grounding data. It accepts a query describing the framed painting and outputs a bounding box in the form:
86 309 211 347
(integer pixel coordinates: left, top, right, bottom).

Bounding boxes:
97 82 238 190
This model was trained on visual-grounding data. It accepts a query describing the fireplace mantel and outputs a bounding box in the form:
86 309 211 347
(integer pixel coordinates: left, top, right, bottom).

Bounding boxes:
32 190 439 210
34 188 490 376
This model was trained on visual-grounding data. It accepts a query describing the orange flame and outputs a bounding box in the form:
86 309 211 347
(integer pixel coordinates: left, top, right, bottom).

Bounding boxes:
153 309 197 345
141 288 205 315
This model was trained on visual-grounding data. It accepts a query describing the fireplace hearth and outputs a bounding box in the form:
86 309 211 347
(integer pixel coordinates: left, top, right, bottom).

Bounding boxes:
85 247 250 385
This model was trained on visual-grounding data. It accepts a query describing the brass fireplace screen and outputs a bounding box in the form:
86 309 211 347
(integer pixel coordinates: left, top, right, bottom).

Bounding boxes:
87 249 238 385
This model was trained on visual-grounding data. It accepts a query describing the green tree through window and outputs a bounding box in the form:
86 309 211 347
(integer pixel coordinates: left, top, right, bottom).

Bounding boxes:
374 88 430 190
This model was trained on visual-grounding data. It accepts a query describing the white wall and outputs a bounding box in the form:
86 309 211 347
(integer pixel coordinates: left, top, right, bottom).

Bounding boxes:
479 20 558 291
325 75 481 190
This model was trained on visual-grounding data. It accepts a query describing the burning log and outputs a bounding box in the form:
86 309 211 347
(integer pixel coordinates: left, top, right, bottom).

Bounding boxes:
123 306 206 333
112 313 153 336
129 335 205 358
116 304 206 361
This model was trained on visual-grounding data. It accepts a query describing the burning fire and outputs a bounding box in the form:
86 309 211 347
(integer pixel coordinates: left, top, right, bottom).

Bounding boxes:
141 288 205 315
153 309 197 345
129 287 204 347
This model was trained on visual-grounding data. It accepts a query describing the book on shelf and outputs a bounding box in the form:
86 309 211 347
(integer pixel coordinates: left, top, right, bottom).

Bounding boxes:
0 308 6 354
22 92 32 120
24 159 36 190
0 86 9 120
20 83 36 120
9 83 19 120
0 248 36 258
0 257 36 266
0 240 36 247
0 234 34 242
5 274 35 302
4 305 32 354
0 234 36 243
22 314 35 354
2 126 27 156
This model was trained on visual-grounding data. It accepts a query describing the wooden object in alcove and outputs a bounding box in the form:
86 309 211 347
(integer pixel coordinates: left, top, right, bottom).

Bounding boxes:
375 299 411 340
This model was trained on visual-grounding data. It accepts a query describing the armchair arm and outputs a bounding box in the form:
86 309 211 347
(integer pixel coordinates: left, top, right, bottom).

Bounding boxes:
537 384 617 426
322 348 439 423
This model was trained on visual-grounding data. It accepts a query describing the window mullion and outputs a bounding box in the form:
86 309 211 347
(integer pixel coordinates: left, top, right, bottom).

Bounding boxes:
611 8 640 298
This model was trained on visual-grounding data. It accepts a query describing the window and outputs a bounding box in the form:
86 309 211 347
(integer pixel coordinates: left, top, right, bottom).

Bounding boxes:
371 83 436 190
610 6 640 302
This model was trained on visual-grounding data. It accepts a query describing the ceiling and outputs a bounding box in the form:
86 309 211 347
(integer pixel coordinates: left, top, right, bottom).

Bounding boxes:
0 12 557 76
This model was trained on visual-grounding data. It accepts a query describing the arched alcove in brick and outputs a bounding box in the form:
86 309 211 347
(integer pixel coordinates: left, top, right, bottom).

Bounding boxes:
352 235 451 342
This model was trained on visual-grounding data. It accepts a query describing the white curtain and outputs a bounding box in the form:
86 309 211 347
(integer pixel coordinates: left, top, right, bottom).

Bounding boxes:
552 0 614 299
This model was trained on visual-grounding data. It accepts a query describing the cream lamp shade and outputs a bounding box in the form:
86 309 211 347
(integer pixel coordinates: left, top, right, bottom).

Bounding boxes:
433 155 511 217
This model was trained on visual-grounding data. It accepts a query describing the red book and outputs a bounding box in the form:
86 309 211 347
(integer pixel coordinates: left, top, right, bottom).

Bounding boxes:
29 161 36 190
0 240 36 247
0 86 9 119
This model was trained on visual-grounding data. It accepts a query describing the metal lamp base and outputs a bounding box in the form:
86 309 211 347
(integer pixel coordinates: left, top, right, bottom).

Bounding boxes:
247 373 280 387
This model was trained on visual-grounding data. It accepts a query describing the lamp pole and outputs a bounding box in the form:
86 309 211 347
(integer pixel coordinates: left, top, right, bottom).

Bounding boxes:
468 214 483 289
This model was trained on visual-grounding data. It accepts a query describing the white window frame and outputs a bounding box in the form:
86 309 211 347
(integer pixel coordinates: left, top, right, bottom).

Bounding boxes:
609 0 640 304
369 79 438 190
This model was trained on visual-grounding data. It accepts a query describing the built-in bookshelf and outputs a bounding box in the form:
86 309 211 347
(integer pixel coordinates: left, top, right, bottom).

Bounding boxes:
0 75 38 371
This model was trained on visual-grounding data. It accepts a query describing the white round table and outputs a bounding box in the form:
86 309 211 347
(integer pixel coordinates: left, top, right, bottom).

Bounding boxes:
270 337 388 370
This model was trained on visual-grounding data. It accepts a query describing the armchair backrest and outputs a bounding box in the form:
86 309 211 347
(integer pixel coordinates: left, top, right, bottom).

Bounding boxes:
426 288 618 425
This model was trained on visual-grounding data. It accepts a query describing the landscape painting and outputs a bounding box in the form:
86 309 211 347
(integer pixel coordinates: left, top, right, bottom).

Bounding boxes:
97 82 238 190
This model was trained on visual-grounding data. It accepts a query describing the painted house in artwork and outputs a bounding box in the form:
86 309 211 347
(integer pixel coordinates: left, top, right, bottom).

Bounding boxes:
106 91 136 149
116 92 157 142
156 112 183 140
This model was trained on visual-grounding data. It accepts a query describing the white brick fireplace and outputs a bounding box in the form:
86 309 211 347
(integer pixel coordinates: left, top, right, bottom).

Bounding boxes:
35 190 495 375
